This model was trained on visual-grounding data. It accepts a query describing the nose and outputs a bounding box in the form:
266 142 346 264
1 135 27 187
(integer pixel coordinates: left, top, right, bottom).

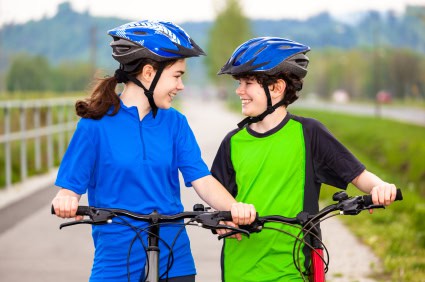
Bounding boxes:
235 84 244 96
177 78 184 91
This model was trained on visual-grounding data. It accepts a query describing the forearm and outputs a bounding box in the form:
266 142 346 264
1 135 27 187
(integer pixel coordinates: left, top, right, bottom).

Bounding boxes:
192 175 236 211
351 169 397 205
351 170 386 194
192 175 256 231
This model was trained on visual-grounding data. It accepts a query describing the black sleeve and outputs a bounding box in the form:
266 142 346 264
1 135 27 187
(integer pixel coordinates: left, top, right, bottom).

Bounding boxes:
211 130 238 197
307 118 365 189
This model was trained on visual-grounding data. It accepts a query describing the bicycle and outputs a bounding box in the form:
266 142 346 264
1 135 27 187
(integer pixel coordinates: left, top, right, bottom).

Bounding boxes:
51 204 241 282
52 189 402 282
222 188 403 282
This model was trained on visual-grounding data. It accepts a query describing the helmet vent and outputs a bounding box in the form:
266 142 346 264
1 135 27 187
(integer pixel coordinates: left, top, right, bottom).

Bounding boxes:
133 31 147 35
254 45 267 56
278 45 292 50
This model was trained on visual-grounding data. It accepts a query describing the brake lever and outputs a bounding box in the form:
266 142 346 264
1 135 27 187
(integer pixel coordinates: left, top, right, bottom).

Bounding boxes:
59 219 96 229
216 225 251 240
194 212 251 239
57 208 115 229
364 204 385 210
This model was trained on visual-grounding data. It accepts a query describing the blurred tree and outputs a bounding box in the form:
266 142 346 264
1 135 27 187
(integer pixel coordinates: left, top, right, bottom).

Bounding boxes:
387 48 423 99
5 53 93 92
205 0 253 88
6 54 50 92
51 61 92 92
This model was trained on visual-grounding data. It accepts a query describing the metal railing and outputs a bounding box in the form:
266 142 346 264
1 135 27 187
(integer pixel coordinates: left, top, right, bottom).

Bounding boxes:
0 98 78 189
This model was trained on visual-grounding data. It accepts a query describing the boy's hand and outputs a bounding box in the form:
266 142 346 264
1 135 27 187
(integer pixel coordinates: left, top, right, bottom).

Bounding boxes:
371 183 397 206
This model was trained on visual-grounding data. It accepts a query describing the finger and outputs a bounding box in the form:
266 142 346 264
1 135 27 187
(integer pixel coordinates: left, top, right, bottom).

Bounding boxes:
250 204 256 224
371 187 379 205
51 198 60 217
231 203 240 225
389 184 397 204
70 197 79 217
239 204 248 225
64 196 72 218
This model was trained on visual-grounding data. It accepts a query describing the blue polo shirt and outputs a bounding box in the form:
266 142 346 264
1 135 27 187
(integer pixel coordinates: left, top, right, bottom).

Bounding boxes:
55 100 210 281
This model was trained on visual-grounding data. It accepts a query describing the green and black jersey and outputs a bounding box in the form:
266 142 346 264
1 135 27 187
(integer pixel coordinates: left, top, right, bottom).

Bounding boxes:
211 113 365 282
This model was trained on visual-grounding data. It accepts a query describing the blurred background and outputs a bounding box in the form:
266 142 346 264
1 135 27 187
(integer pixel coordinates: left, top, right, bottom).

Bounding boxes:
0 0 424 281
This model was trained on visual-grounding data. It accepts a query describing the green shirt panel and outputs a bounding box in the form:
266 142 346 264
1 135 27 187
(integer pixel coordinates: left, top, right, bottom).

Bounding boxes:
224 119 306 281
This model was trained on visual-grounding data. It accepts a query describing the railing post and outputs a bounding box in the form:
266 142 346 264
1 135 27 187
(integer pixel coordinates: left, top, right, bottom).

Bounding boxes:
58 104 65 160
34 103 41 171
4 105 12 188
47 104 53 169
20 105 27 181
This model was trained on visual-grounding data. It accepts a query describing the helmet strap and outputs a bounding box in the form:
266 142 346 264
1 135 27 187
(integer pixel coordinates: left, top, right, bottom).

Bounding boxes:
237 85 285 128
116 63 166 118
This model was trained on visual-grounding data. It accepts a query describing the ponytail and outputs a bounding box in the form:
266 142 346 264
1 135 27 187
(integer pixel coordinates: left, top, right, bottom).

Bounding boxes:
76 76 121 119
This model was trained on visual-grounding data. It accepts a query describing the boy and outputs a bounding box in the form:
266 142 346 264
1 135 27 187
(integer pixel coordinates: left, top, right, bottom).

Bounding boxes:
211 37 397 281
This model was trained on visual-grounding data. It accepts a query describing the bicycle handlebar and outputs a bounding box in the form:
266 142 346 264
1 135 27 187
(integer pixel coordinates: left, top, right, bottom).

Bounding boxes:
51 189 402 236
228 188 403 236
51 204 247 238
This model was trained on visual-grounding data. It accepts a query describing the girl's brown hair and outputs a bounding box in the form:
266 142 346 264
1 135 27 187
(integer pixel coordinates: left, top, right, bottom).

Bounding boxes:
76 59 175 119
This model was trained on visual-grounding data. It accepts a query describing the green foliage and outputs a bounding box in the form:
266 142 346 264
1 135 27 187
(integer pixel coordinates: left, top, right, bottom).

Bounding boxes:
304 48 425 100
205 0 254 85
291 108 425 281
5 54 93 92
6 54 50 91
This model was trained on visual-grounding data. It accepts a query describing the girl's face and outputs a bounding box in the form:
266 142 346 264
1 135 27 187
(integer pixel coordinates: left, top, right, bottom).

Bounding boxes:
153 59 186 109
235 77 267 117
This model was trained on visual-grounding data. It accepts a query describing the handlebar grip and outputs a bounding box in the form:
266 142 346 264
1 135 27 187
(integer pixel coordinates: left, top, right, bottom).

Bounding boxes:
362 188 403 206
216 211 233 221
51 205 92 216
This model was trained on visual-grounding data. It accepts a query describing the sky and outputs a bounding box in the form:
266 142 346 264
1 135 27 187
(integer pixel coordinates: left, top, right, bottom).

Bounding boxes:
1 0 425 27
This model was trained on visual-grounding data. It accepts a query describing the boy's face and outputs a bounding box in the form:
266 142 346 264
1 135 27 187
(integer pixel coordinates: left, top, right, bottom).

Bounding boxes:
235 77 267 117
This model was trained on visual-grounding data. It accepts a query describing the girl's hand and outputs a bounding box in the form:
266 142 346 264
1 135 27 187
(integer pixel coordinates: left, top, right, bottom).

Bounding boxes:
215 202 256 241
51 189 82 220
230 202 256 226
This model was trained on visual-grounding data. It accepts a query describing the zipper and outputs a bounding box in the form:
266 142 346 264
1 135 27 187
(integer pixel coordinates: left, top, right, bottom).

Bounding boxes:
139 120 147 160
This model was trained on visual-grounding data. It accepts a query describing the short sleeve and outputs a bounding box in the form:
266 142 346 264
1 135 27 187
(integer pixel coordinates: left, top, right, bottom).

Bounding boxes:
55 119 97 194
311 120 365 188
176 116 210 186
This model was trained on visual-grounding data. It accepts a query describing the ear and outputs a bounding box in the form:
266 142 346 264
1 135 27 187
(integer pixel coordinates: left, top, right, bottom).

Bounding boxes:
140 64 155 82
270 79 286 99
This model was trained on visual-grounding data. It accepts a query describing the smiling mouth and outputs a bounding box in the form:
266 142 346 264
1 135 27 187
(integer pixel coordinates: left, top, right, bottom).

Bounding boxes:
241 98 252 105
169 93 176 100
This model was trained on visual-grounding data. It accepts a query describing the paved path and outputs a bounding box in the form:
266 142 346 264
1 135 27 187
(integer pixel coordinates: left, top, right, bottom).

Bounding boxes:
0 95 381 281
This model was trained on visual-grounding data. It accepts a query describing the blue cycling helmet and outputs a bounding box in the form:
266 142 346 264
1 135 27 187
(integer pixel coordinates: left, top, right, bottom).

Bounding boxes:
108 20 205 118
108 20 206 71
218 37 310 79
219 37 310 128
